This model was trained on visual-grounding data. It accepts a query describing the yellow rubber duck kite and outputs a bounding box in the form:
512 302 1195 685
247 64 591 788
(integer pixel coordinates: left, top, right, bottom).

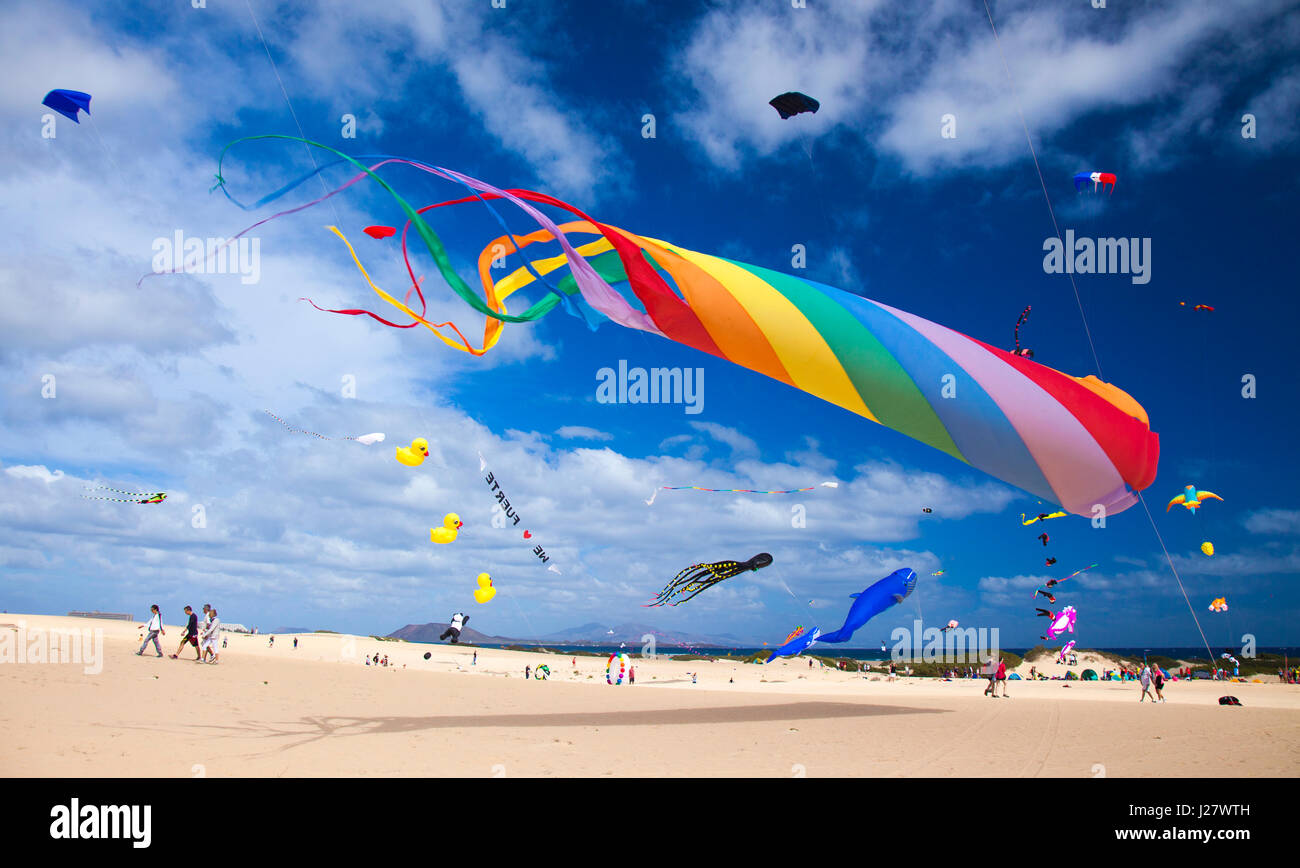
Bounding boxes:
396 437 430 467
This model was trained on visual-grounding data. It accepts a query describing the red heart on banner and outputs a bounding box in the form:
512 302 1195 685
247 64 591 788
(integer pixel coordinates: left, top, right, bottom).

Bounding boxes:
523 530 532 539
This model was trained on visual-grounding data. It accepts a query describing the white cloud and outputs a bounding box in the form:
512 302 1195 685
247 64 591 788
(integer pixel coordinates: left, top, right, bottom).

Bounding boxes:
555 426 613 441
1244 509 1300 535
688 421 759 458
668 0 1298 178
3 464 65 484
1242 68 1300 152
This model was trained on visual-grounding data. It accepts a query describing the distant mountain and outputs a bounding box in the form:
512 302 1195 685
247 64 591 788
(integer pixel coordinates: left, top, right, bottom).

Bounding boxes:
388 622 518 646
267 627 314 635
538 622 743 647
386 620 747 648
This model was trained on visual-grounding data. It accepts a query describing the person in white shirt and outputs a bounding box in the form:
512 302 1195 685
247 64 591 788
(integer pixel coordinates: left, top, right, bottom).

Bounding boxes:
1139 664 1155 702
200 609 222 664
137 605 165 657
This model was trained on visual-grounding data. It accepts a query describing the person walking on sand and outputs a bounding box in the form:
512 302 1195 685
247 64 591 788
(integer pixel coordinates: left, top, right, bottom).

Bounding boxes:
473 650 477 666
525 665 531 680
1153 666 1166 702
171 605 201 660
1139 664 1155 701
629 666 635 685
293 637 298 649
995 658 1009 697
983 659 996 696
137 605 165 657
200 608 221 663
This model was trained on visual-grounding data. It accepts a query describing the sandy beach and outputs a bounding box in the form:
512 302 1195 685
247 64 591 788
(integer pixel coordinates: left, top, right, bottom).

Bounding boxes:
5 614 1299 778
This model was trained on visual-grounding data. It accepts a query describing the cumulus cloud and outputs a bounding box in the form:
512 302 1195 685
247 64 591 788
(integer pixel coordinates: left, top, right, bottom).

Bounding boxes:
668 0 1299 178
555 426 614 441
1245 508 1300 535
688 421 759 458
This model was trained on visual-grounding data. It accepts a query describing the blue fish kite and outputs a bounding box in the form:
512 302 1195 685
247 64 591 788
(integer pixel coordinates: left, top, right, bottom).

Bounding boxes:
816 568 918 644
42 89 92 123
764 627 821 663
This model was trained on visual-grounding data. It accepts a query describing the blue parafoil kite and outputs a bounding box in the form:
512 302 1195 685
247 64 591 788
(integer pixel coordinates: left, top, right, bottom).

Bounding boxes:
42 89 92 123
816 568 918 644
769 92 819 119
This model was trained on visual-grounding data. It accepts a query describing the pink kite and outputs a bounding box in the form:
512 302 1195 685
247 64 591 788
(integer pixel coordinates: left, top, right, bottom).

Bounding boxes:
1035 605 1077 641
1057 640 1076 663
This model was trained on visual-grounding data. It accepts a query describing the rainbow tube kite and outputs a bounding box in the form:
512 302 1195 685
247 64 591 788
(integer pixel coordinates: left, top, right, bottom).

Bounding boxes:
192 137 1160 517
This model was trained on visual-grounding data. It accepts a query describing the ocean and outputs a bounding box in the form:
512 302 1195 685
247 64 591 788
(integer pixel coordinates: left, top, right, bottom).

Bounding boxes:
470 644 1300 662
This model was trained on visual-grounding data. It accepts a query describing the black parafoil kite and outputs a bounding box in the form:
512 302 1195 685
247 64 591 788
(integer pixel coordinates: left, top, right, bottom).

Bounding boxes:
769 92 819 119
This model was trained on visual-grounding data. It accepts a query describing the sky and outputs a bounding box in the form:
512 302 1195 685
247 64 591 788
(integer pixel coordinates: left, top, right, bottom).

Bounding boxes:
1 0 1298 649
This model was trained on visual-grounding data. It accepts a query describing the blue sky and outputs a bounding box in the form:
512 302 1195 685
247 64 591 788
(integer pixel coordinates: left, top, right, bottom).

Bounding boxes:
2 0 1298 648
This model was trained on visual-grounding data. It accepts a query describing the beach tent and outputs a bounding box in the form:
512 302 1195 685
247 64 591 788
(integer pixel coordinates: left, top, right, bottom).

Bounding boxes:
1008 673 1022 680
1064 670 1078 680
1081 668 1098 680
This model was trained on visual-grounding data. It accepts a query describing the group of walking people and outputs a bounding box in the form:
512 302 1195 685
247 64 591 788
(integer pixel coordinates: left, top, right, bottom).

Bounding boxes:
137 603 223 664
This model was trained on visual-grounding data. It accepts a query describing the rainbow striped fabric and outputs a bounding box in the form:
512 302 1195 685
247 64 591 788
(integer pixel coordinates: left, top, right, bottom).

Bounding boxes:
196 138 1159 518
496 220 1159 517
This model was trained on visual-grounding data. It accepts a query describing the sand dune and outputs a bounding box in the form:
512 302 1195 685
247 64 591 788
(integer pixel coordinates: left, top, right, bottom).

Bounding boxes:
2 614 1297 777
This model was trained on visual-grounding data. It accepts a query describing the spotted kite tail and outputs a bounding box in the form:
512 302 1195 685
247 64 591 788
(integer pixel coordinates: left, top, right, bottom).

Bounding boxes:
1014 305 1031 354
263 409 331 439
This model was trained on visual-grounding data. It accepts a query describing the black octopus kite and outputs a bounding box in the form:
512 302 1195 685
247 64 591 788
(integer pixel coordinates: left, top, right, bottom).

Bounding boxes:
645 553 773 607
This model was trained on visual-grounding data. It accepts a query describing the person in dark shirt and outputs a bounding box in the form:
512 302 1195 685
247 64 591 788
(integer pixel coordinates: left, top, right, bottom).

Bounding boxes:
170 605 201 660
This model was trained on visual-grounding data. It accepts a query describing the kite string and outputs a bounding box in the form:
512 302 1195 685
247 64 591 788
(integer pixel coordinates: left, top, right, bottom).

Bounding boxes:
242 0 343 228
84 114 126 182
982 2 1214 664
500 584 541 648
794 125 836 244
981 0 1103 381
1135 493 1216 666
